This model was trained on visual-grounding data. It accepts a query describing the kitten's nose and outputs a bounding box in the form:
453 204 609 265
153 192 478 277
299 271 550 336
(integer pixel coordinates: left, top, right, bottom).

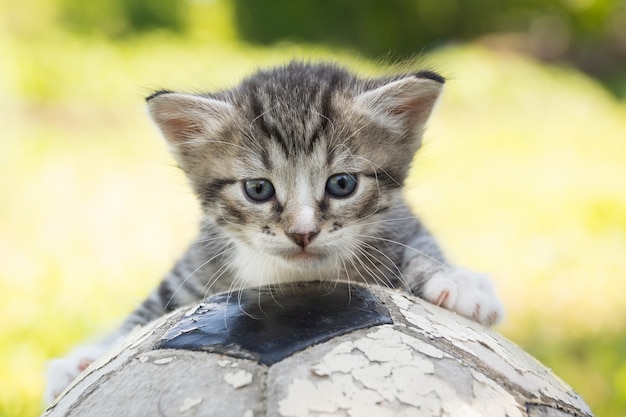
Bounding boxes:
287 230 319 248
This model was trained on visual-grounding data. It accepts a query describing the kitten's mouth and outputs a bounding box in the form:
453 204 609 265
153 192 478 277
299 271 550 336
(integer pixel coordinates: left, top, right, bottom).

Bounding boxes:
280 248 326 264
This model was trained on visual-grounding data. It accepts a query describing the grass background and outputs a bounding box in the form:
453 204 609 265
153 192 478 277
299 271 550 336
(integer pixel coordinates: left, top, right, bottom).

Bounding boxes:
1 1 625 416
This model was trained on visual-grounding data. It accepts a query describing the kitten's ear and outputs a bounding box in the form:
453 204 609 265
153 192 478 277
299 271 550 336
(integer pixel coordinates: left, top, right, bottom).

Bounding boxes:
354 72 444 133
146 92 234 145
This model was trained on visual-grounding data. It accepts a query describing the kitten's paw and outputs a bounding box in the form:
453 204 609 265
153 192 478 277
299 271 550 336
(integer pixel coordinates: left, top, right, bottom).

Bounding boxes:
44 344 107 404
422 268 504 326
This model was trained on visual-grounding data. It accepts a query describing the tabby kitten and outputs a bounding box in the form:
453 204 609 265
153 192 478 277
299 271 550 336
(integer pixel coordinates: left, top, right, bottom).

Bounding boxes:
45 62 503 403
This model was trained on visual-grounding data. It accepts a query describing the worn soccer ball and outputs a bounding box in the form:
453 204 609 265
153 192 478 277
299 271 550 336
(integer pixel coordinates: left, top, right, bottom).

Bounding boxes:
42 282 592 417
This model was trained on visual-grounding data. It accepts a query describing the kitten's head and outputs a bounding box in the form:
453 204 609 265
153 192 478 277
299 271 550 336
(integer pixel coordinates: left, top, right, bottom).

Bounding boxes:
147 62 443 274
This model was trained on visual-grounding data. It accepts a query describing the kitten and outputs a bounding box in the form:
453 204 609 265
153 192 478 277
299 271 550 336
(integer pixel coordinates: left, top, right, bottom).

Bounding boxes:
45 62 503 403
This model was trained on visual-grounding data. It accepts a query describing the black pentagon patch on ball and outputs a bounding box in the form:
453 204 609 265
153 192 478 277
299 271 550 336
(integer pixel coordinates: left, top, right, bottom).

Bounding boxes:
155 282 393 365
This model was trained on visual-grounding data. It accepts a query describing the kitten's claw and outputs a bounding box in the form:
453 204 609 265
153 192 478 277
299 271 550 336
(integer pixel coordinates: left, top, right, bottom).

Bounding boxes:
435 289 450 307
423 268 504 326
44 345 106 404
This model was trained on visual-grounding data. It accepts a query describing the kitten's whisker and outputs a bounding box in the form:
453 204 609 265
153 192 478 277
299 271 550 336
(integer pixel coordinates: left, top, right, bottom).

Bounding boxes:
349 246 388 287
342 248 378 295
176 138 250 152
355 239 412 293
191 231 247 246
200 255 237 298
333 115 379 146
346 216 418 228
353 155 402 188
337 256 355 304
350 242 396 286
247 104 279 139
341 242 397 309
353 233 446 267
164 244 236 310
265 282 283 311
312 110 337 141
231 120 260 150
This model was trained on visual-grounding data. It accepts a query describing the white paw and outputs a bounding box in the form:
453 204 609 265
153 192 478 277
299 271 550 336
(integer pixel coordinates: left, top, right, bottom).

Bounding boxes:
422 268 504 326
44 344 107 404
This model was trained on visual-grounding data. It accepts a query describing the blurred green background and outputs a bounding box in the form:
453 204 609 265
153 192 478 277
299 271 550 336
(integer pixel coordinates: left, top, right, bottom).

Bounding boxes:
1 0 625 416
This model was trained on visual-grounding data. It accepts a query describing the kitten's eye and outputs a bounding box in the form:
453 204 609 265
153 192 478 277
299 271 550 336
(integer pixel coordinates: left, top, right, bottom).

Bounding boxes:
244 179 275 202
326 173 358 198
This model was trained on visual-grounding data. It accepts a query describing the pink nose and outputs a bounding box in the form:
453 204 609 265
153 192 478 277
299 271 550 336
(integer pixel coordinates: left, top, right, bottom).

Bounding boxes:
287 230 319 248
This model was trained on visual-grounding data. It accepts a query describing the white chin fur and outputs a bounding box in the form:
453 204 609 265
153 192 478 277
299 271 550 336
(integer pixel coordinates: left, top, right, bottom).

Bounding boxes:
232 243 338 287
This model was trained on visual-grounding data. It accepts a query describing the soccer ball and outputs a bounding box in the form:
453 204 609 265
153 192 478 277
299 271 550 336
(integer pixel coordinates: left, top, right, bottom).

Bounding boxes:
42 282 592 417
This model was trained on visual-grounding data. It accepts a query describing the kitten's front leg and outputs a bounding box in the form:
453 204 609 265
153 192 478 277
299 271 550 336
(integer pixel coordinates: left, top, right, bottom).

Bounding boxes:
419 267 504 326
44 241 223 403
44 283 176 403
402 224 504 326
44 342 113 404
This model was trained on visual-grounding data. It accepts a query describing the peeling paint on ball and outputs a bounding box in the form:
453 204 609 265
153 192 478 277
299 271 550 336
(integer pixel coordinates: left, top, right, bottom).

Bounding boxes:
42 282 593 417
